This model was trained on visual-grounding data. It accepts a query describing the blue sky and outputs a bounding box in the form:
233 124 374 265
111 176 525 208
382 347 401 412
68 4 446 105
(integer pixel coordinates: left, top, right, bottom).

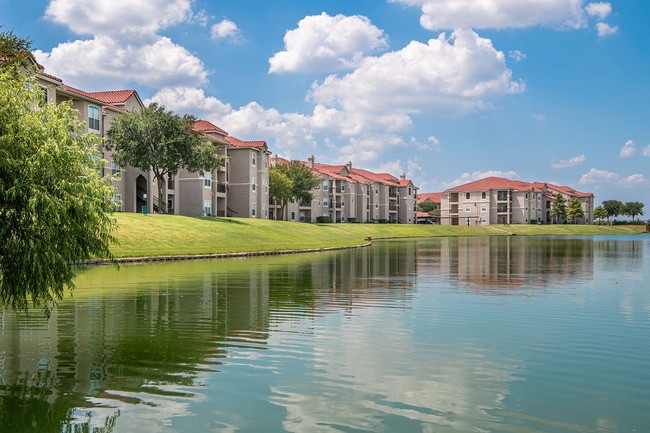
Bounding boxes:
2 0 649 207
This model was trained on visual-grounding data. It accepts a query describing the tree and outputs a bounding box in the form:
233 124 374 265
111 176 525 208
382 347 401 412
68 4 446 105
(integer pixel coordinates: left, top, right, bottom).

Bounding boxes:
602 200 624 223
623 201 645 223
107 103 223 214
418 200 439 213
549 194 567 224
0 70 115 312
566 196 585 224
594 205 608 224
269 161 320 220
0 29 34 73
269 168 292 219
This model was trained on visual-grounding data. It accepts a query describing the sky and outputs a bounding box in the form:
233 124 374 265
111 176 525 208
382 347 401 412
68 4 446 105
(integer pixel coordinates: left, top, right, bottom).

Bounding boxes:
2 0 649 207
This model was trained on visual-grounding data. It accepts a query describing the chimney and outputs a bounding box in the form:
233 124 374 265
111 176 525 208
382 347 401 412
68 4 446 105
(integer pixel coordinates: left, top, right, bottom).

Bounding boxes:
308 155 315 168
400 173 406 181
346 161 352 172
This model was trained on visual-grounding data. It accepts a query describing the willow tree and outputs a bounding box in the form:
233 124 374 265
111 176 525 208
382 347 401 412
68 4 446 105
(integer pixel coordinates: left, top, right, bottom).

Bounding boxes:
107 103 223 214
0 71 116 312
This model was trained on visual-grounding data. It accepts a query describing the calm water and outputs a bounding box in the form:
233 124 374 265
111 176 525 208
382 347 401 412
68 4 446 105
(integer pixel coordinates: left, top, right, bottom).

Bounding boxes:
1 235 649 433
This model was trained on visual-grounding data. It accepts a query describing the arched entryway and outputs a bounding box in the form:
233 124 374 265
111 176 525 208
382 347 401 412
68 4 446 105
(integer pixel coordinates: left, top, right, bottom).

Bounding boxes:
136 175 148 214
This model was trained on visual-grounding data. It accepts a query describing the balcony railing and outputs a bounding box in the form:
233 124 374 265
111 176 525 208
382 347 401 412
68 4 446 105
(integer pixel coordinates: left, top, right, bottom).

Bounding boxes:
216 181 227 193
449 193 459 203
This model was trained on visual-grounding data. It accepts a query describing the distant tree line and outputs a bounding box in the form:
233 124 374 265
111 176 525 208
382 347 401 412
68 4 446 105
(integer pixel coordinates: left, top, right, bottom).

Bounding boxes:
594 200 645 224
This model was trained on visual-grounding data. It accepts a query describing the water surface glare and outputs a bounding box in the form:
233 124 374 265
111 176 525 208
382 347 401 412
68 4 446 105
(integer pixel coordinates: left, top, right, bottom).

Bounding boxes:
1 235 649 432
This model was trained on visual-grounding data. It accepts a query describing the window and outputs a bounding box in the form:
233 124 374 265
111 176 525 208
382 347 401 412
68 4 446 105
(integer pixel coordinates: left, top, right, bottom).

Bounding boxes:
168 173 175 190
465 205 470 212
323 198 328 207
203 200 212 216
111 161 121 178
375 203 378 209
252 153 256 167
323 180 328 191
167 198 174 212
39 87 48 105
341 183 346 192
408 187 412 196
111 193 122 211
252 177 256 191
342 199 345 207
375 188 378 195
465 192 470 200
263 178 267 192
88 106 100 131
482 192 487 200
525 193 529 199
204 172 212 187
291 211 295 221
481 216 487 223
482 205 486 212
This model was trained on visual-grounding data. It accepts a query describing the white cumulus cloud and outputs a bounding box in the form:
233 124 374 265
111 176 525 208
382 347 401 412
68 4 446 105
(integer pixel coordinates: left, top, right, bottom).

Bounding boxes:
310 29 524 116
596 22 618 37
269 13 387 74
44 0 192 39
389 0 587 30
643 145 650 157
619 139 636 158
508 50 526 62
34 36 207 90
551 154 586 169
146 87 232 118
211 19 241 41
586 2 612 19
618 174 647 187
579 168 617 184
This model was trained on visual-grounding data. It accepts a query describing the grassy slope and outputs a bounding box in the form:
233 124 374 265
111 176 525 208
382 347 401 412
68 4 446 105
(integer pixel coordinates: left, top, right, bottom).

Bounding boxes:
111 214 647 258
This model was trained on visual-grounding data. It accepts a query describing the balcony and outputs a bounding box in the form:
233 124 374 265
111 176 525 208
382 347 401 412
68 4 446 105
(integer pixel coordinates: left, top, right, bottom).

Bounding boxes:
389 204 398 211
449 193 459 203
497 204 509 213
389 189 398 198
497 191 510 201
216 181 227 193
450 204 459 214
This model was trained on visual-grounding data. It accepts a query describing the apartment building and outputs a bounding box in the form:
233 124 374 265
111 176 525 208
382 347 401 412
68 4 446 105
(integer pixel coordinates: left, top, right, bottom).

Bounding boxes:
440 177 594 225
35 67 270 220
224 135 271 219
272 156 418 224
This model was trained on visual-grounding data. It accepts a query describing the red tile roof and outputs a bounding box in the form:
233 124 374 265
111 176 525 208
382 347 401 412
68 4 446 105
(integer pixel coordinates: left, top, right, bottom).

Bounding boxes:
88 89 137 105
418 192 442 204
39 71 63 83
225 135 267 149
193 120 228 135
445 177 592 198
445 176 532 192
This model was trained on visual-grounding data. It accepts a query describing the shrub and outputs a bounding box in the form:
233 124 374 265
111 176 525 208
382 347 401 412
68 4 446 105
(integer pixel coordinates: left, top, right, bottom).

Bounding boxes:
316 216 331 223
346 218 357 223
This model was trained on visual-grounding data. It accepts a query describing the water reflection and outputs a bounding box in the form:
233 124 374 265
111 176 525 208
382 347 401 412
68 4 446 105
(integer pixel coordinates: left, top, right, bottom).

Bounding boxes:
1 235 648 432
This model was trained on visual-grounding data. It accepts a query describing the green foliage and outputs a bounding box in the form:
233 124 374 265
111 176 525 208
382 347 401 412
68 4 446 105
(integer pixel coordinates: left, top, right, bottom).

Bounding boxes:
269 161 320 220
417 200 438 213
566 196 585 224
623 201 644 222
0 29 34 73
316 216 331 223
594 205 608 224
602 200 624 220
107 103 223 213
0 72 115 312
269 167 293 218
549 194 567 223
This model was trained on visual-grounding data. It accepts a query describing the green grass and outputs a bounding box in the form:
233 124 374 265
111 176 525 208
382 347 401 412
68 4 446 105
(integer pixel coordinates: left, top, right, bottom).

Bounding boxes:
110 213 647 259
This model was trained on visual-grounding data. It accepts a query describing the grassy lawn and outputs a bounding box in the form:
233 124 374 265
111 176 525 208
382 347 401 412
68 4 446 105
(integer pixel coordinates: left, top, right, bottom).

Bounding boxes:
110 213 647 258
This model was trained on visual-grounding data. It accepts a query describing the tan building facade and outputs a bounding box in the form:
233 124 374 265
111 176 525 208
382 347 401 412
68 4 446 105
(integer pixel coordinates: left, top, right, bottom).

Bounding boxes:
272 156 418 224
440 177 594 226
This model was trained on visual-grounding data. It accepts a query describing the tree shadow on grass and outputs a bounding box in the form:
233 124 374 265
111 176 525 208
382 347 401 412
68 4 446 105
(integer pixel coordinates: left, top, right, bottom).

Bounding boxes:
189 216 248 225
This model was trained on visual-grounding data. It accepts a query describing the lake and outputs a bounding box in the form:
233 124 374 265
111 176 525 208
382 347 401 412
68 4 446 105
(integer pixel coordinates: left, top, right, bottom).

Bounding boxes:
1 235 649 432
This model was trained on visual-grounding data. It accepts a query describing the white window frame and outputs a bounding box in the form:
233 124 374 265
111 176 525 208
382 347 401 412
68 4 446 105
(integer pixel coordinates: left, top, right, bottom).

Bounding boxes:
252 177 256 191
323 180 328 191
252 153 256 167
251 203 256 217
465 192 470 200
111 161 121 179
88 105 100 131
203 200 212 216
204 172 212 187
